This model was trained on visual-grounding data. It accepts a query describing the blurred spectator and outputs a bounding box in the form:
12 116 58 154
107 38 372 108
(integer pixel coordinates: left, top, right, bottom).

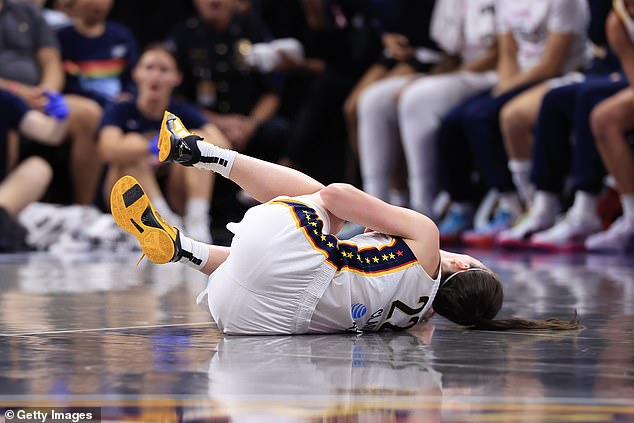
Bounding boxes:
98 44 229 243
342 0 441 157
587 0 634 252
436 0 590 247
58 0 138 108
276 0 401 184
1 89 68 252
497 1 625 250
167 0 288 163
0 0 103 205
358 0 498 217
14 0 72 29
108 0 196 50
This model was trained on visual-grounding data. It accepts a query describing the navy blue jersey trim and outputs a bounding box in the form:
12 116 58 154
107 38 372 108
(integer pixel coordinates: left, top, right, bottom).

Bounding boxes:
271 199 419 275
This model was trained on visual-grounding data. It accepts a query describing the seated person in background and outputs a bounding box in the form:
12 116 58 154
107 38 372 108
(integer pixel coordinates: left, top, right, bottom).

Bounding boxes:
98 44 229 243
57 0 139 108
587 0 634 253
496 0 625 250
342 0 442 157
167 0 288 163
0 89 68 252
357 0 498 217
0 0 103 205
436 0 590 247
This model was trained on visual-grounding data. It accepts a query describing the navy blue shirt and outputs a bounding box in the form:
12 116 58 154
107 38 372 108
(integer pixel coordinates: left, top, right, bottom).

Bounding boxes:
58 22 138 107
168 14 281 115
0 90 30 177
101 99 207 137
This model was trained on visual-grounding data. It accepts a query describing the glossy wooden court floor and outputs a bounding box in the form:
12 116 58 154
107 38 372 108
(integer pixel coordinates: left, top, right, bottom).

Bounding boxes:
0 249 633 422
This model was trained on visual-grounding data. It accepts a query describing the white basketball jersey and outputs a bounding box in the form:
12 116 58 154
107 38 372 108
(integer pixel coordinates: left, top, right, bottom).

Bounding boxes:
309 231 441 333
201 196 441 335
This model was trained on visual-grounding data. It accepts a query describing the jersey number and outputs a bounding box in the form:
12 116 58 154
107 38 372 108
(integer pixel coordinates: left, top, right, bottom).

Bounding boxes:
379 296 429 331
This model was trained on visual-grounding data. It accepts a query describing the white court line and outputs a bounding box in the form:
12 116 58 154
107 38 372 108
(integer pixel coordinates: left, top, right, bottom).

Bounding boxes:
0 321 215 337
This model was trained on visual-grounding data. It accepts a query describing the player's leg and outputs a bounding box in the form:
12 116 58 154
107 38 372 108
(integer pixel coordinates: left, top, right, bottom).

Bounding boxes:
110 175 227 275
0 157 52 217
158 111 325 203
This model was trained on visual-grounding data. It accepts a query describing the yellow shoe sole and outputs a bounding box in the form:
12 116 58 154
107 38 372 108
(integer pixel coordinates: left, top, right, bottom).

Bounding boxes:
158 110 194 163
110 175 178 264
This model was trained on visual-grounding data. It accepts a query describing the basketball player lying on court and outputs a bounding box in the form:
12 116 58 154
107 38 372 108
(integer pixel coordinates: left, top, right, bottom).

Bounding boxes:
111 111 579 335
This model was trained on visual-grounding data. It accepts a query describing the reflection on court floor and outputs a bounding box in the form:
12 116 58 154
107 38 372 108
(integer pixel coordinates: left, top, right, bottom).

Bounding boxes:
0 250 633 422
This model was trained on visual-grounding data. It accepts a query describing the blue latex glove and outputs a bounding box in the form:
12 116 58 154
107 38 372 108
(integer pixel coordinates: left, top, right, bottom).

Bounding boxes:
149 134 160 156
43 91 69 120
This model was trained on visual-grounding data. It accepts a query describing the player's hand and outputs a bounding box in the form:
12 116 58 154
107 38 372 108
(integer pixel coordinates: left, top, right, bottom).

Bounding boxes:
383 33 414 61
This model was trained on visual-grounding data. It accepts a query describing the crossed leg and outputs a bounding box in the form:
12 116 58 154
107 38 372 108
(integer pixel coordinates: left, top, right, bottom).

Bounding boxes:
114 113 340 276
187 154 332 275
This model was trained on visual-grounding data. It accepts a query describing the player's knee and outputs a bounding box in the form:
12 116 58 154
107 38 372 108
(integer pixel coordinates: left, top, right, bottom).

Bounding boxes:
22 156 53 183
358 84 389 119
398 87 422 122
67 96 103 130
590 102 615 145
500 103 528 136
342 96 357 122
320 183 351 205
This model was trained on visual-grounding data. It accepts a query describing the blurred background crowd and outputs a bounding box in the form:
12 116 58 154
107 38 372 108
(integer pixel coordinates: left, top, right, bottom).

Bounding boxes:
0 0 633 254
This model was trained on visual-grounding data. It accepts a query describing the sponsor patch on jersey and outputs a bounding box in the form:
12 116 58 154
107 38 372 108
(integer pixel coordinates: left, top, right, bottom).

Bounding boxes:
351 303 367 319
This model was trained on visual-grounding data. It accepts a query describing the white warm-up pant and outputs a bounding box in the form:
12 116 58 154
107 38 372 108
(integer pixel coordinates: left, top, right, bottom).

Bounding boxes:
358 75 414 204
358 71 497 216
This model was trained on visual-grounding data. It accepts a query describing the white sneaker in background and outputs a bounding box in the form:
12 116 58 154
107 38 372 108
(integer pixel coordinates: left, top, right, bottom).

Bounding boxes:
530 212 602 251
496 210 556 248
585 217 634 253
474 189 499 230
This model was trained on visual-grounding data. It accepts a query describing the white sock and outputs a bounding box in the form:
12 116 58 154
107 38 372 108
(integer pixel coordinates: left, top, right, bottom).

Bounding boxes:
531 191 560 223
621 193 634 222
185 198 210 219
194 142 238 178
153 197 178 223
569 191 598 220
177 231 209 271
498 192 522 216
508 159 534 205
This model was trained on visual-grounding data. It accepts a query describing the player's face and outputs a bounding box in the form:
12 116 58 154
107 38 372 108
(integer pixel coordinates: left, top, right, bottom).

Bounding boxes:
74 0 112 23
133 50 182 101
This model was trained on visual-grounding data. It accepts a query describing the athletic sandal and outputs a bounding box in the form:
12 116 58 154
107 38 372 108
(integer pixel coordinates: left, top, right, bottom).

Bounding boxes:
110 175 182 264
158 111 203 165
